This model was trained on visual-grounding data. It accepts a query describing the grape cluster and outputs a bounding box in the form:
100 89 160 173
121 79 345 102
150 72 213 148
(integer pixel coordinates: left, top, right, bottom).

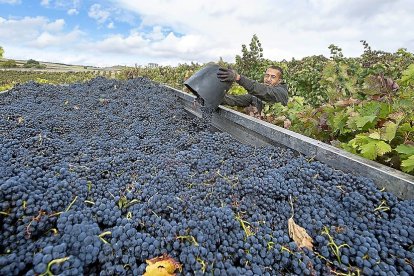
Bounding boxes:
1 77 413 275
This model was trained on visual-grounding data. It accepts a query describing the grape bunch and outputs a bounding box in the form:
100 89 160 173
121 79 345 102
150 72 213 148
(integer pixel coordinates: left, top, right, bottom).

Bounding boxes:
0 77 413 275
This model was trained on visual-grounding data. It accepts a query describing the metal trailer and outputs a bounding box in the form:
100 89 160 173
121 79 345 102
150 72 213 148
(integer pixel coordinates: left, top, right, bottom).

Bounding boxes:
164 85 414 200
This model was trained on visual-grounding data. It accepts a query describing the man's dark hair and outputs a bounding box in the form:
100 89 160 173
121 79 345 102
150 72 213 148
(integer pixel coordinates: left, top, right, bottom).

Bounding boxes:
268 65 283 79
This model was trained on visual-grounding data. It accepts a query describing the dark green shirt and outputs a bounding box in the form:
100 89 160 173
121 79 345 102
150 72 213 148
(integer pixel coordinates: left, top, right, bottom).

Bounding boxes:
237 75 289 106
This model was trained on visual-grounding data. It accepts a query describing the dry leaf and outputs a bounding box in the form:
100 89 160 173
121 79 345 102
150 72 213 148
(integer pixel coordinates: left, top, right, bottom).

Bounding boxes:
334 98 360 107
284 119 292 129
144 254 182 276
288 217 314 251
244 106 261 118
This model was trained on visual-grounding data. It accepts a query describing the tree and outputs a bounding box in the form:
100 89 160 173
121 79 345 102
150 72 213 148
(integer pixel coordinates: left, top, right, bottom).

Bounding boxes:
235 34 265 81
24 59 40 68
0 46 4 58
1 60 17 68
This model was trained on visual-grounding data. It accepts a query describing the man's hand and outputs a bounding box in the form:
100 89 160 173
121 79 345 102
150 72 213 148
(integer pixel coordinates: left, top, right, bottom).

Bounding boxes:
217 67 239 82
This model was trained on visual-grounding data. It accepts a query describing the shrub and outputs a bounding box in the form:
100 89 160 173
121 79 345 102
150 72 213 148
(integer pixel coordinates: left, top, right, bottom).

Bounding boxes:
1 59 17 68
24 59 40 68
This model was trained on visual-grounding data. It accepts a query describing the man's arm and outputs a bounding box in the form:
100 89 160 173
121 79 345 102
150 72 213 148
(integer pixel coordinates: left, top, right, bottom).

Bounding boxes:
237 75 289 106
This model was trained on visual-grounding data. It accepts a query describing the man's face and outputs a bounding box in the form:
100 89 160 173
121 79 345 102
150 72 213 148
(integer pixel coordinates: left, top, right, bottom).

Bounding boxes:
263 68 281 86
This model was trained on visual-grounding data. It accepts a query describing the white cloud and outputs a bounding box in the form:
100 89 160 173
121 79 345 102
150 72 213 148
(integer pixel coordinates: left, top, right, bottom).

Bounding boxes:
145 26 164 41
44 18 65 32
107 22 115 29
110 0 414 62
29 28 84 48
67 8 79 15
40 1 81 19
88 4 110 24
41 0 81 11
0 17 66 40
152 33 205 56
2 1 414 67
40 0 49 7
92 32 148 53
0 16 49 42
0 16 83 49
0 0 21 4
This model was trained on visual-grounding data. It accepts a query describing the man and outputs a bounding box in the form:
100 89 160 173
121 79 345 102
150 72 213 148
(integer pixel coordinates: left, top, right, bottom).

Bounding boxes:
217 65 289 115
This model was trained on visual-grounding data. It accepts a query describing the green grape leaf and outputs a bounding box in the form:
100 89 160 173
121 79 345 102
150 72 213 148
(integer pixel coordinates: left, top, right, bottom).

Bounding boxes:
269 102 286 114
344 81 356 95
329 110 349 134
290 96 305 107
360 140 392 160
400 64 414 87
395 144 414 155
360 141 378 160
325 76 336 83
350 134 392 160
376 141 392 156
377 102 393 119
399 123 414 133
355 115 377 129
228 85 247 95
393 98 414 112
380 122 398 142
349 134 370 148
401 156 414 173
340 142 358 154
321 61 336 79
338 63 347 73
325 86 340 102
362 75 382 96
346 114 359 130
358 101 381 117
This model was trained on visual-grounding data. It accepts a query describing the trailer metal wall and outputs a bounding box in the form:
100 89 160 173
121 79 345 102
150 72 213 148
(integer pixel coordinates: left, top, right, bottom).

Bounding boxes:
165 85 414 200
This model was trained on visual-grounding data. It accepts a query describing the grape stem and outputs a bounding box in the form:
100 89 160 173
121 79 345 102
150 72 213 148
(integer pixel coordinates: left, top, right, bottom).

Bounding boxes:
39 256 70 276
98 231 112 244
176 235 199 246
289 195 294 219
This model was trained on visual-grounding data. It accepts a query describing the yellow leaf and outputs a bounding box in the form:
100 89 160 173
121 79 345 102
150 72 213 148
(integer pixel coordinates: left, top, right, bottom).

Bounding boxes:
368 131 381 140
288 218 314 251
144 254 182 276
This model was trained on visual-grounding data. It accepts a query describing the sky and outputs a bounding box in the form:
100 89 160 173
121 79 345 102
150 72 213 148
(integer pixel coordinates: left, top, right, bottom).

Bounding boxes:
0 0 413 67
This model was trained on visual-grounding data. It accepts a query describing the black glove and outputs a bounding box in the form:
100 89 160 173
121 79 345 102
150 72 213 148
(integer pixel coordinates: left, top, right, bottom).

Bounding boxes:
217 67 238 82
252 96 264 114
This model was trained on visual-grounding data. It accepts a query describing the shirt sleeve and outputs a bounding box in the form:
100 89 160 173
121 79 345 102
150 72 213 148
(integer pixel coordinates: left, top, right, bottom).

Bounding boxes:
237 75 289 106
